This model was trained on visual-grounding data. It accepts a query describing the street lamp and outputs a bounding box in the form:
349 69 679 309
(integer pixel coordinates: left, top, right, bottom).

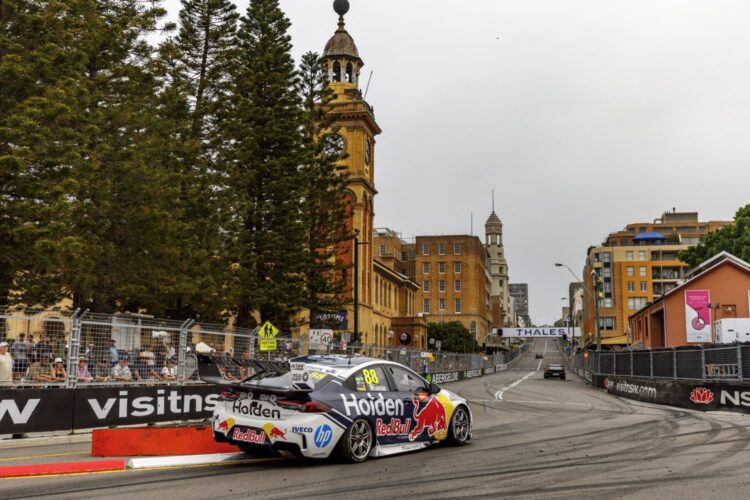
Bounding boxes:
554 263 602 352
353 229 369 347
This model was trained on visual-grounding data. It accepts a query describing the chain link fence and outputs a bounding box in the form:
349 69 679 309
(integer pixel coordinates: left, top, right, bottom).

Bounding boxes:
0 308 520 388
573 344 750 382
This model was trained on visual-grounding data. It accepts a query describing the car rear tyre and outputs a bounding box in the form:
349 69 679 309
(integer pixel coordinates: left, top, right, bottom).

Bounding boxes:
335 418 373 463
447 405 470 446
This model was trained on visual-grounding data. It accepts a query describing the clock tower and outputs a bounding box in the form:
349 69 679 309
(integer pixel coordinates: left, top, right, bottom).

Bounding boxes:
323 0 381 345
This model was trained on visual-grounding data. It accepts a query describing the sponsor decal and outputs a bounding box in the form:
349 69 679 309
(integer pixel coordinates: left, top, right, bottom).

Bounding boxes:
232 400 281 419
685 290 711 343
232 427 267 444
608 380 657 400
483 367 496 375
314 424 333 448
87 389 219 419
340 393 404 417
720 390 750 407
0 399 40 425
689 387 715 404
262 423 286 440
217 417 235 431
409 395 447 441
240 392 277 404
431 372 460 384
375 418 412 437
464 369 482 379
292 426 313 433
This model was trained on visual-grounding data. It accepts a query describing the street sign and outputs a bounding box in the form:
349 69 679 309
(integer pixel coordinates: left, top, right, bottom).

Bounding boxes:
435 340 442 350
259 339 277 351
309 329 334 349
341 332 351 343
258 321 279 339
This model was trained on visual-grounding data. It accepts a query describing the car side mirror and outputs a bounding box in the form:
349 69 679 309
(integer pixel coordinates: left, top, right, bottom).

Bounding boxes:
429 382 440 394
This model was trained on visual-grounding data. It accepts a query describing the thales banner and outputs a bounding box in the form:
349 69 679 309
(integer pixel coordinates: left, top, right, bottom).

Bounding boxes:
685 290 711 343
499 328 581 338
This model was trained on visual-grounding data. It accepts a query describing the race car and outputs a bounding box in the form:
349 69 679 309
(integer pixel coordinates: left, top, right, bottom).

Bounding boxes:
200 355 472 463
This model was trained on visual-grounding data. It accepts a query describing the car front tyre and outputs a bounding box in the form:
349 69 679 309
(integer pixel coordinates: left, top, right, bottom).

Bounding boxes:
335 418 373 463
447 405 470 446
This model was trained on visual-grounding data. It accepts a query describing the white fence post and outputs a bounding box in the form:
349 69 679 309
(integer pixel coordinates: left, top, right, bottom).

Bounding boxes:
177 319 194 385
66 308 85 389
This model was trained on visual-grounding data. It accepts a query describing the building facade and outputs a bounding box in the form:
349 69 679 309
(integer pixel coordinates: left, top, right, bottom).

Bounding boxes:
509 283 531 327
414 235 493 344
630 253 750 348
582 211 732 347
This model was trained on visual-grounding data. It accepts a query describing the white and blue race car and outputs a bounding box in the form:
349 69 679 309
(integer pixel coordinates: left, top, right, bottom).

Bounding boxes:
202 355 472 463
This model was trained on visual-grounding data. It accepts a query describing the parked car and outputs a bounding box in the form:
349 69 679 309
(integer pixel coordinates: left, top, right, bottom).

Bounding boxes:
535 353 544 359
544 364 565 379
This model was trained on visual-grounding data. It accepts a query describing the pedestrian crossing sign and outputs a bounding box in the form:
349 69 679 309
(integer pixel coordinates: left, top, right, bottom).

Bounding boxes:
258 321 279 339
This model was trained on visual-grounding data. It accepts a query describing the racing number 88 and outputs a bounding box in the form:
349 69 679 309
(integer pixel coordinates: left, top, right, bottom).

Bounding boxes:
362 369 379 385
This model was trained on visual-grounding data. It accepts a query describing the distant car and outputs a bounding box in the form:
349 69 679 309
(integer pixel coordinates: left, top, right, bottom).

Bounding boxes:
535 354 544 359
544 364 565 380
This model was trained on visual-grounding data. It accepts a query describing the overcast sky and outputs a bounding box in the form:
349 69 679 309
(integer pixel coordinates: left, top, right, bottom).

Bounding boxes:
164 0 750 325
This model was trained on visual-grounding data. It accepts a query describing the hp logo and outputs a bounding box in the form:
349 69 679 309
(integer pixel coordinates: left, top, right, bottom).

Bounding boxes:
314 424 333 448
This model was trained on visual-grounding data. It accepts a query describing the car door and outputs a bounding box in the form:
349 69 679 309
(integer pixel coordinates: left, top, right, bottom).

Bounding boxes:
384 364 445 443
343 365 405 446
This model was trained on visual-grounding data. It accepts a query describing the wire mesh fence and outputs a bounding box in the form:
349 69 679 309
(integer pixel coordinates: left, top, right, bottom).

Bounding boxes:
0 308 517 388
573 343 750 382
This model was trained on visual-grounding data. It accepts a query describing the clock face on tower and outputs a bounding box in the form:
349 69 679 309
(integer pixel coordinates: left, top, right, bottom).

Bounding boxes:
364 138 372 165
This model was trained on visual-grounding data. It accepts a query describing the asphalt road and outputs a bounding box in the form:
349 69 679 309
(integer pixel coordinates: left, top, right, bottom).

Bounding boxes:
3 338 750 499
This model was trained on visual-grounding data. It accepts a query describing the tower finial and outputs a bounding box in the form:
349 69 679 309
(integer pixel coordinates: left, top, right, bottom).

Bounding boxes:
492 189 495 212
333 0 350 17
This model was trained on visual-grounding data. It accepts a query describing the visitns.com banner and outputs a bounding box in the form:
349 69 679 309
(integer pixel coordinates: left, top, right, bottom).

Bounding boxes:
685 290 711 343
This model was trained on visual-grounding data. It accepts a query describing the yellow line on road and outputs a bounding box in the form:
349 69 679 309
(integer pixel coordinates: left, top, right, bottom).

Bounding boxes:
0 451 87 462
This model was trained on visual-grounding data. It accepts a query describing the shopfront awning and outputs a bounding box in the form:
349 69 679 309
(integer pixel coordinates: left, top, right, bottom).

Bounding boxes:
601 335 629 345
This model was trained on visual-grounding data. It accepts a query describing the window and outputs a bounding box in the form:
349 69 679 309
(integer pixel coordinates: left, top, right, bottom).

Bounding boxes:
470 321 477 335
438 262 446 273
455 298 462 313
438 243 446 255
628 297 647 310
598 317 615 330
455 280 461 292
454 243 462 255
439 280 446 292
422 262 430 274
351 366 389 392
422 280 430 292
640 281 648 292
421 243 429 255
602 267 611 278
454 261 462 273
423 299 430 314
386 365 428 393
599 298 613 308
439 298 445 310
626 251 633 261
379 244 386 256
601 252 612 263
639 266 647 277
638 250 647 261
627 281 635 292
627 267 634 277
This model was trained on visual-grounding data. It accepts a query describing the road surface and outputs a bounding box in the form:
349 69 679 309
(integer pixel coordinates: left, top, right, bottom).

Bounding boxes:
2 338 750 498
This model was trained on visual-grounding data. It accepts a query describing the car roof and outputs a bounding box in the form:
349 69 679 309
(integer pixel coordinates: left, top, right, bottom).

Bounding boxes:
546 364 564 368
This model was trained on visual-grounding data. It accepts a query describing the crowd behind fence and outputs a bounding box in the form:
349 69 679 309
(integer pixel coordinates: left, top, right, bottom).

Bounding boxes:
573 344 750 382
0 309 524 388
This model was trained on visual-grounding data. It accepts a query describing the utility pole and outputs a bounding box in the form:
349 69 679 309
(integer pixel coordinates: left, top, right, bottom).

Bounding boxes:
592 270 602 352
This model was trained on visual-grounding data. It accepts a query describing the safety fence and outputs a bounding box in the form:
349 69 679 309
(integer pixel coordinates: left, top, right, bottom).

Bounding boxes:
573 344 750 382
0 308 522 389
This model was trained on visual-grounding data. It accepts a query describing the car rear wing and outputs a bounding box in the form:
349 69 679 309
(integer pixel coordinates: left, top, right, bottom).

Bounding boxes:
196 353 290 386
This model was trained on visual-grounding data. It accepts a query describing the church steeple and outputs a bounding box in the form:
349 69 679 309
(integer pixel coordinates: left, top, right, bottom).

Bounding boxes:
323 0 363 86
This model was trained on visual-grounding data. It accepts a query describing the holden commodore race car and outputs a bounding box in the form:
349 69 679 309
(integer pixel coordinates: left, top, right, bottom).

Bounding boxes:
199 355 472 463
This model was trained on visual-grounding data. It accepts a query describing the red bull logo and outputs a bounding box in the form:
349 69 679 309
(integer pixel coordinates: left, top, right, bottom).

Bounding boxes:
262 423 287 440
232 427 266 444
409 395 447 441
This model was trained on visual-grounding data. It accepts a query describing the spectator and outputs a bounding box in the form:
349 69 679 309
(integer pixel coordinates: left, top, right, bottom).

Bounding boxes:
0 342 13 383
76 358 93 382
133 351 158 380
109 340 119 366
111 356 133 382
27 354 55 382
51 357 67 383
10 334 28 380
94 358 110 381
161 357 177 381
37 336 52 358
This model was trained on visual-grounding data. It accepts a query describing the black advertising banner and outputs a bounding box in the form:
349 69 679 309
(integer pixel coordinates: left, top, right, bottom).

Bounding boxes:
73 385 221 430
0 389 75 434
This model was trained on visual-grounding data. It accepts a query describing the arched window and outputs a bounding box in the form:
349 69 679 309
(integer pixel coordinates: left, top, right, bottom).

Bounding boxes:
333 61 342 82
346 62 354 83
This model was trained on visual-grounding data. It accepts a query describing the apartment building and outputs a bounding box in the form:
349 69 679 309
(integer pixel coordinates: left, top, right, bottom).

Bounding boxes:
582 211 732 347
413 235 493 344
